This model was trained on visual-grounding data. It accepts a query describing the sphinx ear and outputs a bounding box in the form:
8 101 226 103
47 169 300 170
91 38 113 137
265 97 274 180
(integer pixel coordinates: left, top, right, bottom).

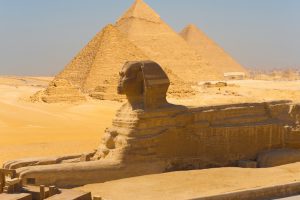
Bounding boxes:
136 71 144 94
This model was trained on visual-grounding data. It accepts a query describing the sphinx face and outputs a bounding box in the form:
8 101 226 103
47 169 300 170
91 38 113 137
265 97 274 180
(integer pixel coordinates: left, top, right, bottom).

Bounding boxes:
117 63 144 97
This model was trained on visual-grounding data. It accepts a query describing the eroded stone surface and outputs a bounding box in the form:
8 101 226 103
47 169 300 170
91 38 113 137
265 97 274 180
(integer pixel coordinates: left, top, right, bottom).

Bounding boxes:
257 149 300 168
30 79 86 103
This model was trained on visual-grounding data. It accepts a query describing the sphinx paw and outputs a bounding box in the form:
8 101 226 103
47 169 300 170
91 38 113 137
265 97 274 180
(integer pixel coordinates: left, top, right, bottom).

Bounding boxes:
3 157 57 170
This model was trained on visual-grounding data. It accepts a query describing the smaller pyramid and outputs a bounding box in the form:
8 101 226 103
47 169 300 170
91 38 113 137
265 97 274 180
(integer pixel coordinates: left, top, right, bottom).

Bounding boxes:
30 79 86 103
180 24 246 74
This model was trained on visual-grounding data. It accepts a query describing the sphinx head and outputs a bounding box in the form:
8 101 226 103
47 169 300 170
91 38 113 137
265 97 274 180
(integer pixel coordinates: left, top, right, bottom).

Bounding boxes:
117 62 144 96
118 60 170 110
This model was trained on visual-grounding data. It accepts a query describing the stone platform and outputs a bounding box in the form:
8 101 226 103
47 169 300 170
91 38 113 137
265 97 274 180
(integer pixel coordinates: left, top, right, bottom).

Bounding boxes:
0 193 32 200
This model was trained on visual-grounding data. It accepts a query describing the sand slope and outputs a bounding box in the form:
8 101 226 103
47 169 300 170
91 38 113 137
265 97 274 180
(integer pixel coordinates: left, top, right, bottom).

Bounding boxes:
0 77 120 165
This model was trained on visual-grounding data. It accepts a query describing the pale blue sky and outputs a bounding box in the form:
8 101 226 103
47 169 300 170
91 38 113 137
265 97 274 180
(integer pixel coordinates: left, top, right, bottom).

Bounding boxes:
0 0 299 75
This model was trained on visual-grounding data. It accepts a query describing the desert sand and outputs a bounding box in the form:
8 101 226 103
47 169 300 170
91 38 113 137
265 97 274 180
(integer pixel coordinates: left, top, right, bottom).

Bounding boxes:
78 163 300 200
1 76 300 199
172 80 300 107
0 76 120 165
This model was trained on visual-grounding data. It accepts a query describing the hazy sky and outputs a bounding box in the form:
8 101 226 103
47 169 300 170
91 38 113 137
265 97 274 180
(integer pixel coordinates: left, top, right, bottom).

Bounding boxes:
0 0 299 76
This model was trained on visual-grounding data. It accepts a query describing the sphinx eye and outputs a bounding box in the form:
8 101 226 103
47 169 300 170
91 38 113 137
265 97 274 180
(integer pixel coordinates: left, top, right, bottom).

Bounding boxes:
119 72 124 77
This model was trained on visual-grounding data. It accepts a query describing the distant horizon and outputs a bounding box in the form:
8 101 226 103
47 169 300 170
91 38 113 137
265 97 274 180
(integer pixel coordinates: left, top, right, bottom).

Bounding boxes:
0 0 299 76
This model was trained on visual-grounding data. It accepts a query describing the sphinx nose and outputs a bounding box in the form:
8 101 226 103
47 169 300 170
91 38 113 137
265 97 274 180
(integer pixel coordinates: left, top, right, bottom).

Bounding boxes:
118 79 122 86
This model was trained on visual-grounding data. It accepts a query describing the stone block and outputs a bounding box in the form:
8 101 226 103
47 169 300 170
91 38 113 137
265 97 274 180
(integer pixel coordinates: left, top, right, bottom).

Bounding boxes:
0 193 32 200
46 189 92 200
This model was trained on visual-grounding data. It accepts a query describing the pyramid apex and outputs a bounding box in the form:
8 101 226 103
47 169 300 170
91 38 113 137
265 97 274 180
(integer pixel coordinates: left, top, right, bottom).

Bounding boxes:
187 24 197 29
184 24 200 32
181 24 205 36
117 0 161 23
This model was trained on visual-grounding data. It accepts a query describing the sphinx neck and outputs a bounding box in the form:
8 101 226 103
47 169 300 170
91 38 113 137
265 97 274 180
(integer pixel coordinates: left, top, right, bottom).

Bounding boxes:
126 95 144 110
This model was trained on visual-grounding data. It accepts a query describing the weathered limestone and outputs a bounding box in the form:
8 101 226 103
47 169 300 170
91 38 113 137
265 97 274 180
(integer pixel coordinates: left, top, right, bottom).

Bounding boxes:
32 24 149 102
3 61 300 188
46 189 92 200
30 79 86 103
238 160 257 168
180 24 246 74
78 25 149 94
54 24 147 91
257 149 300 168
0 193 32 200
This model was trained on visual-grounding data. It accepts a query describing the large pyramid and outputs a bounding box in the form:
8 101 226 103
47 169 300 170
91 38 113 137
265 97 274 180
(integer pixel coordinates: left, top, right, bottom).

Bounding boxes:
115 0 222 81
180 24 246 73
53 24 149 101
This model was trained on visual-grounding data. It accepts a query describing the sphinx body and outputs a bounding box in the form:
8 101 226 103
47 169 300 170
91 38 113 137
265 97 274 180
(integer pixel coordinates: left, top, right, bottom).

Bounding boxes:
2 61 300 188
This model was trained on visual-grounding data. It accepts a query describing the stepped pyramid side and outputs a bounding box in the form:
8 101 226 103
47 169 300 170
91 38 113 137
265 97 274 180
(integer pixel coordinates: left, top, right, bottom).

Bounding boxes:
41 24 150 101
180 24 246 73
83 25 194 99
82 24 150 100
82 24 149 92
30 79 86 103
39 23 195 102
55 30 104 88
115 0 221 81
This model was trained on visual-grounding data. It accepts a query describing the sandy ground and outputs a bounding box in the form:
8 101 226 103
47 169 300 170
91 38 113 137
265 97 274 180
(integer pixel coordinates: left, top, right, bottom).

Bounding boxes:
1 76 300 199
0 76 120 165
172 80 300 106
78 163 300 200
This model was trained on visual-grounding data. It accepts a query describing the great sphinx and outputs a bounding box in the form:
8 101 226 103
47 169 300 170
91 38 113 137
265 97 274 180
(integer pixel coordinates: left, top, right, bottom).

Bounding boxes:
2 60 300 188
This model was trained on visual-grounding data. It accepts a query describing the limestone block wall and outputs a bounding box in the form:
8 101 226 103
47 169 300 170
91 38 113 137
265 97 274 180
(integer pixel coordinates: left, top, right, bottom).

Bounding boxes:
285 129 300 148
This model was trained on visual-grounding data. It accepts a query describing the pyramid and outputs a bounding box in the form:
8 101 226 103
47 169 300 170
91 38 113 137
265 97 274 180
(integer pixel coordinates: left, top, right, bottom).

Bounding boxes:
115 0 222 81
36 24 193 102
30 79 86 103
53 24 149 100
180 24 246 73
